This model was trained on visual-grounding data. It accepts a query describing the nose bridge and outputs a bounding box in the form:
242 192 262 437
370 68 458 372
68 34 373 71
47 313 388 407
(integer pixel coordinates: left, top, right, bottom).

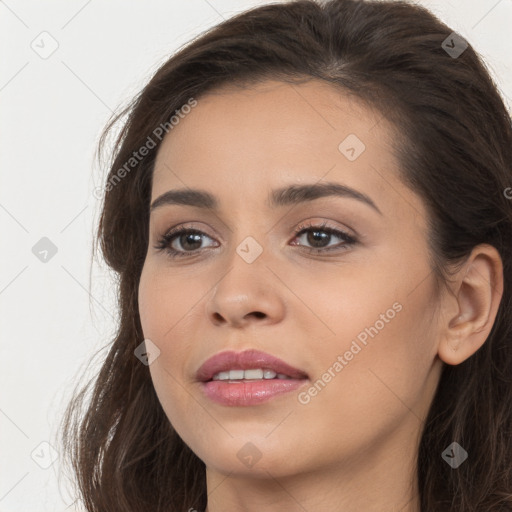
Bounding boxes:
205 225 285 326
219 230 268 297
223 208 270 267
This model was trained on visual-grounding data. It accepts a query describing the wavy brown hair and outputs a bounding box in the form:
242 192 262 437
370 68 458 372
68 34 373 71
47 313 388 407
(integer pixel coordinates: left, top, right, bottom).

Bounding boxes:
58 0 512 510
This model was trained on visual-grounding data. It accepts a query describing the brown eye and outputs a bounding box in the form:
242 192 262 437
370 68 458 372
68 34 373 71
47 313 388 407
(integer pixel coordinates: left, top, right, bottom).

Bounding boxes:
155 228 218 258
290 222 357 253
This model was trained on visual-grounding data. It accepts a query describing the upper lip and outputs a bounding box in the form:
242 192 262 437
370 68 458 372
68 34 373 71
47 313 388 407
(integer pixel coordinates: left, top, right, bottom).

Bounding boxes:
196 349 309 382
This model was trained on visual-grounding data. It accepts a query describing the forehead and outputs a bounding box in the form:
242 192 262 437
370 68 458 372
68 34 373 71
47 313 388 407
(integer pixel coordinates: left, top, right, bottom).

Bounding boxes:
151 79 425 223
154 79 385 170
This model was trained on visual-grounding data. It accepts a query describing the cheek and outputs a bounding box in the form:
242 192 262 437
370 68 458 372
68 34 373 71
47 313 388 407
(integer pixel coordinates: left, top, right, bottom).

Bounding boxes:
138 267 181 390
138 266 195 429
138 265 165 341
138 263 196 341
138 263 202 383
298 303 434 460
311 271 438 425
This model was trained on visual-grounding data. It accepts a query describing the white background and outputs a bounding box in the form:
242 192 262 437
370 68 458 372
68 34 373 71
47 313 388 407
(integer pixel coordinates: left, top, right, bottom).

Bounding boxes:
1 1 511 511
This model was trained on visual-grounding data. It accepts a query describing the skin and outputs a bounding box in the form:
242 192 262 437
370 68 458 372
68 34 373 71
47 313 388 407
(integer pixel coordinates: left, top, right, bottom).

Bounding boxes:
137 79 503 512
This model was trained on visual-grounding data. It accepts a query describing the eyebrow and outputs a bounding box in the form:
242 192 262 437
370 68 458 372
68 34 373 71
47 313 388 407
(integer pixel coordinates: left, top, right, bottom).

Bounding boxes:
150 181 382 216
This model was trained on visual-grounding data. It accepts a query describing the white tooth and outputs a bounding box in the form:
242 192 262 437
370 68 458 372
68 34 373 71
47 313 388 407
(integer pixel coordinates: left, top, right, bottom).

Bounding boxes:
212 368 284 380
229 369 245 380
244 369 264 379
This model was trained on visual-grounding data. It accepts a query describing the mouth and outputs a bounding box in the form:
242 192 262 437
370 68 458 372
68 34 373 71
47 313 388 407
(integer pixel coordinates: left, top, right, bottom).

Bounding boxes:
196 349 309 406
196 349 309 383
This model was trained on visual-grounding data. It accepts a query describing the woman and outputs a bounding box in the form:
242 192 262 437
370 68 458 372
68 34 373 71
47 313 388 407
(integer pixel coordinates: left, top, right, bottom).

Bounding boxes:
59 0 512 510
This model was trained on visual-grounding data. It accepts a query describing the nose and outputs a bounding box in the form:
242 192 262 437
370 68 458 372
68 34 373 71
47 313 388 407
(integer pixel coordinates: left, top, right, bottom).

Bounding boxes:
205 248 286 329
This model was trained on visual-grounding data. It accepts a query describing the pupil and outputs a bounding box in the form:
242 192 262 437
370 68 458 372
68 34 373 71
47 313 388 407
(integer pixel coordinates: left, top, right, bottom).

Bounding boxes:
181 233 202 250
307 230 329 248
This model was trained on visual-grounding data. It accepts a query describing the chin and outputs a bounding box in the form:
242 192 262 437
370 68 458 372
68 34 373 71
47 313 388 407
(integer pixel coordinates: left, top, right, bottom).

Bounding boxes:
199 435 303 476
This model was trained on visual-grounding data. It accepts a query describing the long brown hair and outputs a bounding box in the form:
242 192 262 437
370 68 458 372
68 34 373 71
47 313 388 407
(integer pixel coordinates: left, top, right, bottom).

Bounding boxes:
58 1 512 510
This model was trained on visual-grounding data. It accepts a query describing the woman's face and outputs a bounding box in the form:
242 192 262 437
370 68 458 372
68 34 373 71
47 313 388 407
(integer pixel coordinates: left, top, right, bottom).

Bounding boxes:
138 79 445 481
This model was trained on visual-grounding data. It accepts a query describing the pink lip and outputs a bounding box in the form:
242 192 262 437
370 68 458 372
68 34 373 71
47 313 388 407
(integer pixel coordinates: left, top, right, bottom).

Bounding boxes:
195 349 308 382
196 349 309 407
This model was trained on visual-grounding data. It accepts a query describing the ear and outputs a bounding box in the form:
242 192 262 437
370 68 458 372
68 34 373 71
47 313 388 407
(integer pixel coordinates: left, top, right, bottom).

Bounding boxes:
437 244 504 365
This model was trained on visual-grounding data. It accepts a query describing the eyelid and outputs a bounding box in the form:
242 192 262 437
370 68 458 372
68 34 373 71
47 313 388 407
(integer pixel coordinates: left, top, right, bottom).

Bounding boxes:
292 218 356 238
156 221 222 242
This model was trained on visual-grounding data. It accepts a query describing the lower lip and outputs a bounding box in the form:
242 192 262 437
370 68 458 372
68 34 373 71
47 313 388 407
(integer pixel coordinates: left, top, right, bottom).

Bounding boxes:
201 378 308 406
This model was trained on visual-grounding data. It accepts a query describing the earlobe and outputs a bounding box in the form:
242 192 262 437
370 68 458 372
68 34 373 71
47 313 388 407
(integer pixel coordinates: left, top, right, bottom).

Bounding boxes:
437 244 504 366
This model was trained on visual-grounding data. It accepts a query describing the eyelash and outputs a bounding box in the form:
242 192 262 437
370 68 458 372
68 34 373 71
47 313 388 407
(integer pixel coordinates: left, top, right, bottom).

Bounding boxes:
154 221 358 259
